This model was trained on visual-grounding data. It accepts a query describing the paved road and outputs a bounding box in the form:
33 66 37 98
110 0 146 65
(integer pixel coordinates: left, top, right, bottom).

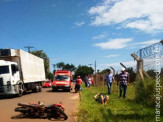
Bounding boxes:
0 87 79 122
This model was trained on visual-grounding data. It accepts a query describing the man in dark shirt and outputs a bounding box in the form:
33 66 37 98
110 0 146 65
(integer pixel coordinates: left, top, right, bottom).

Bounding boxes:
118 68 129 98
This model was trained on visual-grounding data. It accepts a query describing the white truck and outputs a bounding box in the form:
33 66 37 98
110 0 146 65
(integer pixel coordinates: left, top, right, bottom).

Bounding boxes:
0 49 46 97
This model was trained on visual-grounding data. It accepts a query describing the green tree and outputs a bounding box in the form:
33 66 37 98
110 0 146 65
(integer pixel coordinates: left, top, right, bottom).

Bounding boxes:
54 62 76 72
63 64 76 71
146 68 163 78
126 67 136 82
56 62 65 70
146 69 155 78
99 68 109 74
74 65 94 79
31 50 51 79
46 72 54 80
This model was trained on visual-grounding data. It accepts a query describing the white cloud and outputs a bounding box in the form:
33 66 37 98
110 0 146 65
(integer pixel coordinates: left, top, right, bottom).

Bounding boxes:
105 55 119 58
94 38 161 50
98 57 163 71
88 0 163 33
98 60 136 70
93 38 133 49
130 39 160 48
74 21 85 27
92 32 108 40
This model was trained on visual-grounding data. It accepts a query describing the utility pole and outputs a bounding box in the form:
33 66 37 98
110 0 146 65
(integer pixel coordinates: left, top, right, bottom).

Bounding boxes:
94 61 96 74
94 60 96 86
24 46 34 53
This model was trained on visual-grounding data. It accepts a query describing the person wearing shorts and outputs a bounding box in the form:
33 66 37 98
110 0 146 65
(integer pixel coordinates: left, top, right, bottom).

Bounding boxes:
94 93 109 105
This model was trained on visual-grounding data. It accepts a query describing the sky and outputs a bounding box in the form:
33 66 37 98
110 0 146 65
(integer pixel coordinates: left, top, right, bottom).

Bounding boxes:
0 0 163 72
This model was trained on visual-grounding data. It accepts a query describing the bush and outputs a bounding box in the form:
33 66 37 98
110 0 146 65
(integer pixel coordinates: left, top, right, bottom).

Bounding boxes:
135 77 163 108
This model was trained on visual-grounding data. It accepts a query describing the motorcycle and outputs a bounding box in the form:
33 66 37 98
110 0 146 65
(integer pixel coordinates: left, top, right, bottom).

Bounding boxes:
14 101 68 120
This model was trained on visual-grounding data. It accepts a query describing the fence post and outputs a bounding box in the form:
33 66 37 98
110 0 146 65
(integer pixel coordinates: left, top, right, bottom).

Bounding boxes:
110 66 116 93
131 53 149 80
102 74 105 89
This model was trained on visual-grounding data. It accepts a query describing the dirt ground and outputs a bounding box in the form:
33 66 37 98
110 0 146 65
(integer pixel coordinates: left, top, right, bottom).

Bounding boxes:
0 87 79 122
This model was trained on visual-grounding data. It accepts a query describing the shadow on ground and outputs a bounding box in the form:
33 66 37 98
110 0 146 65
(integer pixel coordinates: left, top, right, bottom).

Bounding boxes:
0 91 34 100
11 114 66 121
100 108 153 121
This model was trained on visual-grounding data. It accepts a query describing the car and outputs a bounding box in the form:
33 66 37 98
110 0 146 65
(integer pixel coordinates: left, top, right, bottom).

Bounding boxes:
43 80 52 87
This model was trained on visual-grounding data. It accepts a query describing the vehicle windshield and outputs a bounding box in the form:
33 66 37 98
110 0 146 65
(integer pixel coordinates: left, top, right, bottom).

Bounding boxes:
54 75 70 81
0 66 9 74
45 81 51 83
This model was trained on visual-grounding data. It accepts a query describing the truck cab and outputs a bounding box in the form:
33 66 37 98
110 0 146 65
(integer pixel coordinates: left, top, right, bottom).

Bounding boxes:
52 70 72 92
0 60 20 95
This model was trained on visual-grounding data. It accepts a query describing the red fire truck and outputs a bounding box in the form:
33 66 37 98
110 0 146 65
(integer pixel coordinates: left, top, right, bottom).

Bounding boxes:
52 70 72 92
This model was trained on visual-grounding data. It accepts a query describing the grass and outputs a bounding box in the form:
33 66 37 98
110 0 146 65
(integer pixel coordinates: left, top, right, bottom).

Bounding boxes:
78 83 162 122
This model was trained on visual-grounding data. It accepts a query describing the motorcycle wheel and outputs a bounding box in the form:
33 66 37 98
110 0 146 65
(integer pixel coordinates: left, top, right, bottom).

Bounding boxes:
15 107 30 114
55 106 68 120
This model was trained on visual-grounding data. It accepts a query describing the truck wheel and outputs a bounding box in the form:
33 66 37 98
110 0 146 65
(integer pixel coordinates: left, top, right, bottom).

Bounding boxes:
67 88 71 92
39 86 42 92
17 84 23 97
52 87 56 92
35 86 39 93
17 89 23 97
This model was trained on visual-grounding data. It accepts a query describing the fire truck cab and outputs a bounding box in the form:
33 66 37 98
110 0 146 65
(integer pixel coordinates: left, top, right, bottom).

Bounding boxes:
52 70 72 92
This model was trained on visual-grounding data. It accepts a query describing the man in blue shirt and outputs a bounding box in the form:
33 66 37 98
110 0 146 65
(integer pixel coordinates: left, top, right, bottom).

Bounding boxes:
105 69 115 95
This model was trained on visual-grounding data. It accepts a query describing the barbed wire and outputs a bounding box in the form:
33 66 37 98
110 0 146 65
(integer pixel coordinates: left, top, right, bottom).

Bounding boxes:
134 41 163 59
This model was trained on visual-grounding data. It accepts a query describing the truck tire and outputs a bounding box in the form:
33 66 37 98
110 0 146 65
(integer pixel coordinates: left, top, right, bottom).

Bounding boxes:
17 89 23 97
17 84 23 97
67 88 71 92
52 87 56 92
39 86 42 92
32 85 39 93
35 86 39 93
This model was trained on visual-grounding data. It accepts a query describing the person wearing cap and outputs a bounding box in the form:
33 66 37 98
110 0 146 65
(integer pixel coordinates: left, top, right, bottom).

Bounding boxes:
105 69 115 95
118 67 130 98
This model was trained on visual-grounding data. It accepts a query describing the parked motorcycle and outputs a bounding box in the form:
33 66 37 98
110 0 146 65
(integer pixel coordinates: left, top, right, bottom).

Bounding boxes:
14 101 68 120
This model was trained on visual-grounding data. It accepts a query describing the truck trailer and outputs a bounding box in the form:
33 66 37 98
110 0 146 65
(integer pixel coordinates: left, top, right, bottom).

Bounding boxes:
0 49 46 96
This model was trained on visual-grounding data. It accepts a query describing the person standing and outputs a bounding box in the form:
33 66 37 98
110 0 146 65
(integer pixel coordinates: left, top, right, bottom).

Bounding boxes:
88 76 92 87
91 75 94 86
105 69 114 95
75 76 82 92
84 76 88 87
118 68 130 98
